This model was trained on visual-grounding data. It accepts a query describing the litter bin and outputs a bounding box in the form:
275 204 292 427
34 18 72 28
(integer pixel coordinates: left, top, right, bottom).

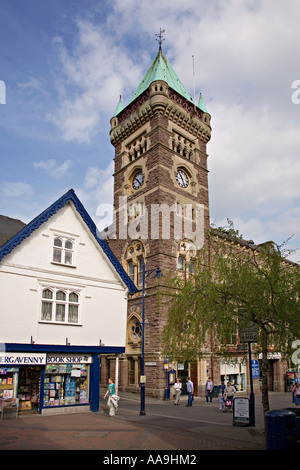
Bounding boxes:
265 409 297 450
286 408 300 447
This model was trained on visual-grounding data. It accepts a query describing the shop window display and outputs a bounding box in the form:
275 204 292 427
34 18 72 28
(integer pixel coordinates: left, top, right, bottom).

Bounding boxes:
18 366 42 411
43 363 89 407
0 368 17 400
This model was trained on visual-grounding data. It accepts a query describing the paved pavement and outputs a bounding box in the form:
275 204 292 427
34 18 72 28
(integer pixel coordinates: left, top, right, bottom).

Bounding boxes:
0 391 297 454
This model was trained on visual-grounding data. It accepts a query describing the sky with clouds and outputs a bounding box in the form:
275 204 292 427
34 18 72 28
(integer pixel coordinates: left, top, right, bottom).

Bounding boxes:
1 0 300 261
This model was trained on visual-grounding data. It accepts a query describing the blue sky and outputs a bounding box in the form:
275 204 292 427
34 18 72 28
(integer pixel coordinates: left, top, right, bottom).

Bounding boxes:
1 0 300 261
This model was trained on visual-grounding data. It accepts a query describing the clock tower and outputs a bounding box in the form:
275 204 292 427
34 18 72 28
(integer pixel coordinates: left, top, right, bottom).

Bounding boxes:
103 40 212 397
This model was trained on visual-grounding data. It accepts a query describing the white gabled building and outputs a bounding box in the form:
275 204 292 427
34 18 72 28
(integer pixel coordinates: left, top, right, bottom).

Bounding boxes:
0 189 136 414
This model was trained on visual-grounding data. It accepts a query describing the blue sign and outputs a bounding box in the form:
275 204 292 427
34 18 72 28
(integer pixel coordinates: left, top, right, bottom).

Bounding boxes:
251 359 260 379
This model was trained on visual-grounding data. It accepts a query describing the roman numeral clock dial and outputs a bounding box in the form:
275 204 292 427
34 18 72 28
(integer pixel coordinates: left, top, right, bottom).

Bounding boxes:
176 169 189 188
132 170 144 190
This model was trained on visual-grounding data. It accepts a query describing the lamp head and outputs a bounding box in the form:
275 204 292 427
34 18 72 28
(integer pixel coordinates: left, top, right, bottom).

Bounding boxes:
154 267 163 278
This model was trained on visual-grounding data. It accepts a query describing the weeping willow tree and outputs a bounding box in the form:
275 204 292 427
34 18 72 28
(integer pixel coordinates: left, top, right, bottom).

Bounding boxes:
162 223 300 414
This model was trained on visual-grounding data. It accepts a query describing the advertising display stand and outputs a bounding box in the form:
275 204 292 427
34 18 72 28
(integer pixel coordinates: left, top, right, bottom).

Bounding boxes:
233 397 250 426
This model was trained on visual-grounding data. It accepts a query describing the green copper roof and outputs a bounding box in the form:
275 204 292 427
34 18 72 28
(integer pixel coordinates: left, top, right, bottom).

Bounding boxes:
127 48 194 106
113 95 124 116
198 93 208 113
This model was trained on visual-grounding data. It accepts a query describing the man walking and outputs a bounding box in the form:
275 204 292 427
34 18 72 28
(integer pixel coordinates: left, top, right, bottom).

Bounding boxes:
205 377 214 404
186 377 194 407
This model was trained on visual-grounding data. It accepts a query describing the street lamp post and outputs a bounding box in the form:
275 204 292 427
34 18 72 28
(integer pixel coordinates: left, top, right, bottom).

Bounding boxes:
140 262 162 416
248 341 255 427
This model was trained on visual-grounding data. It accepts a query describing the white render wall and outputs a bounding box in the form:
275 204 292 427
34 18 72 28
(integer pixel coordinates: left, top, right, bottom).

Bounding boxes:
0 202 128 347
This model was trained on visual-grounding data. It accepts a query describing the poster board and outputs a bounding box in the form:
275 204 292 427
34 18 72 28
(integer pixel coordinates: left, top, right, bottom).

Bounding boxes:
233 397 250 426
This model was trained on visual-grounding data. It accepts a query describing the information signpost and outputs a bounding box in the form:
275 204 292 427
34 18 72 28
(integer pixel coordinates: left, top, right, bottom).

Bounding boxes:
239 319 259 427
251 359 260 379
239 321 259 343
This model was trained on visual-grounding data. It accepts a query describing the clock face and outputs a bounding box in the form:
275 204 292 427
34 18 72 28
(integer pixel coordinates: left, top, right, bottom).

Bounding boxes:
176 169 189 188
132 171 144 190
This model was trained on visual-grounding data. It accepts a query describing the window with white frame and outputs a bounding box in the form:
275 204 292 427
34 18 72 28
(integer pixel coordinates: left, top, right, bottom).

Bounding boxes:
125 242 145 287
53 236 74 266
128 261 135 284
41 287 80 324
177 240 196 275
137 257 144 286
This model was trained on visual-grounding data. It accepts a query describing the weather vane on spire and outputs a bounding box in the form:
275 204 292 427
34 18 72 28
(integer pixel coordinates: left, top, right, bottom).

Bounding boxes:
156 28 165 50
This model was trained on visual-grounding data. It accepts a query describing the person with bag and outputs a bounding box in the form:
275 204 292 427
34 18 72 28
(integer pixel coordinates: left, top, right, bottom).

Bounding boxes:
223 381 236 412
104 377 119 416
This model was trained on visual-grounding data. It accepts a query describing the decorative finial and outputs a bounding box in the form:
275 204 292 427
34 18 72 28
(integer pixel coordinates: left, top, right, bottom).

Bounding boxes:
156 28 165 50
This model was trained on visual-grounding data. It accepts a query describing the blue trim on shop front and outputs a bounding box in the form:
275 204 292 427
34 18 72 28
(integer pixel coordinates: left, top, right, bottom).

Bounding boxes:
4 343 125 355
90 354 100 413
3 343 124 413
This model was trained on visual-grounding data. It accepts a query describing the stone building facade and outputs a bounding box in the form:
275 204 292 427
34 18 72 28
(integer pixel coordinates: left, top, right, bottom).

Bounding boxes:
100 45 290 397
100 46 213 398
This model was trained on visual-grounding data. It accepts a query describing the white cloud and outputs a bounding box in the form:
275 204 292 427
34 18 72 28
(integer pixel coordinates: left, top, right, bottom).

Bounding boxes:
76 162 114 223
44 1 300 257
1 182 34 199
33 159 73 179
209 102 300 214
47 20 142 143
17 77 46 94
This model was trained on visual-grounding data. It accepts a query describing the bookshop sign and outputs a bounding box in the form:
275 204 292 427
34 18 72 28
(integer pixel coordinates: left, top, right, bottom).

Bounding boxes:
0 352 46 365
47 354 92 364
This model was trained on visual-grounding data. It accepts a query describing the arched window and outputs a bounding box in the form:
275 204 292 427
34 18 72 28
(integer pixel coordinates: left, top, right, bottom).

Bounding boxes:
131 321 142 340
177 240 196 276
41 288 53 321
55 290 66 322
125 242 145 287
127 315 143 345
68 292 79 323
53 236 74 265
41 287 79 324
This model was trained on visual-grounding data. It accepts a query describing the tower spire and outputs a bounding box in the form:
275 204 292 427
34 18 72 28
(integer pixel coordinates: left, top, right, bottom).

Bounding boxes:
155 28 165 50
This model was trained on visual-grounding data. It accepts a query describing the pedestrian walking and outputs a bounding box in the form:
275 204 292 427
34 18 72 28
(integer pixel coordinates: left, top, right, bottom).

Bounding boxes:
174 378 182 405
205 377 214 404
292 378 300 403
217 393 225 411
292 382 300 407
186 377 194 407
223 381 236 412
104 377 119 416
224 381 236 398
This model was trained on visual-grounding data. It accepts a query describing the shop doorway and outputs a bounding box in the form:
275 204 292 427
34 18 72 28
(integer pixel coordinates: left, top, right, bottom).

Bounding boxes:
18 366 42 412
177 362 189 395
190 362 198 396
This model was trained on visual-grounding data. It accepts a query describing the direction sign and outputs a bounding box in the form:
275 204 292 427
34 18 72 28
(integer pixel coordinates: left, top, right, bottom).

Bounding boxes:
251 359 260 379
239 320 258 343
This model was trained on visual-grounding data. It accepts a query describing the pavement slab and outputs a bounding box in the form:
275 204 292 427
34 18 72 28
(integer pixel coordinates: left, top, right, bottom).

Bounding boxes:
0 392 297 455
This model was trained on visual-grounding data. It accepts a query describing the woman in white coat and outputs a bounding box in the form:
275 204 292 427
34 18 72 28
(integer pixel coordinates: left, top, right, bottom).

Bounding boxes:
174 378 182 405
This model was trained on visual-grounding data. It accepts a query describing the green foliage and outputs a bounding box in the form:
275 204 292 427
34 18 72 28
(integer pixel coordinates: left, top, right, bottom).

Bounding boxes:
162 223 300 363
